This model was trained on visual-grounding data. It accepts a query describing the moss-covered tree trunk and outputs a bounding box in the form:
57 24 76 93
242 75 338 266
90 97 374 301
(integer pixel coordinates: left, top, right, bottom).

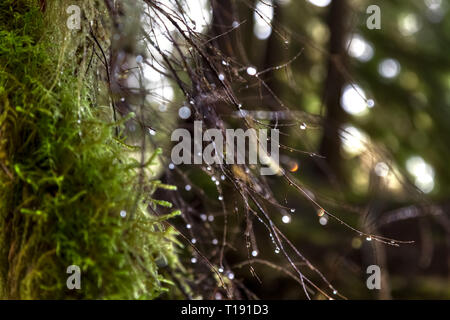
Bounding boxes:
0 0 183 299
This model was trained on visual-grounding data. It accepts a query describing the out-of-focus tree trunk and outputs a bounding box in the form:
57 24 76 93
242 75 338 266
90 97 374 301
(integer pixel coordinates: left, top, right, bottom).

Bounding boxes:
318 0 350 184
261 3 283 111
210 0 235 57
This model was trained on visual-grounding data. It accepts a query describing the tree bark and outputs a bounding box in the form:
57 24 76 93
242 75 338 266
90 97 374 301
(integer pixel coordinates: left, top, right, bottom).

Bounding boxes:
318 0 350 184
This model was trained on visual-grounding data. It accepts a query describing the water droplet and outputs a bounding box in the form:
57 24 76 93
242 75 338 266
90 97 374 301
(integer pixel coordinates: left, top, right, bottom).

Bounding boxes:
135 55 143 63
246 66 257 76
319 216 328 226
120 210 127 218
290 208 296 213
148 129 156 136
366 236 372 241
208 215 215 222
186 224 192 229
200 214 207 221
220 175 225 180
274 248 280 254
168 163 175 170
282 215 291 224
218 267 224 273
185 184 192 191
178 106 191 119
232 21 239 28
218 73 225 81
300 123 307 130
227 272 235 280
191 257 197 264
212 239 219 245
333 290 338 295
191 238 197 244
218 195 223 201
289 162 299 173
251 250 258 257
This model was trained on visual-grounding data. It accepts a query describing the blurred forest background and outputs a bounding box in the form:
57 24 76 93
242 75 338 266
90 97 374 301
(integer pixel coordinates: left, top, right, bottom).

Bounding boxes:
145 0 450 300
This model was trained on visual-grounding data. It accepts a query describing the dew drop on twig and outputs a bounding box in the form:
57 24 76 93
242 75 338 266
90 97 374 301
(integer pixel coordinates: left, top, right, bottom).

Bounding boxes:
282 215 291 224
246 66 257 76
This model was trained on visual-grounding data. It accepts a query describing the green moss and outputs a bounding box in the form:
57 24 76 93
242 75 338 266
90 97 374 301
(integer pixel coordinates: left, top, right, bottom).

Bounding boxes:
0 0 183 299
